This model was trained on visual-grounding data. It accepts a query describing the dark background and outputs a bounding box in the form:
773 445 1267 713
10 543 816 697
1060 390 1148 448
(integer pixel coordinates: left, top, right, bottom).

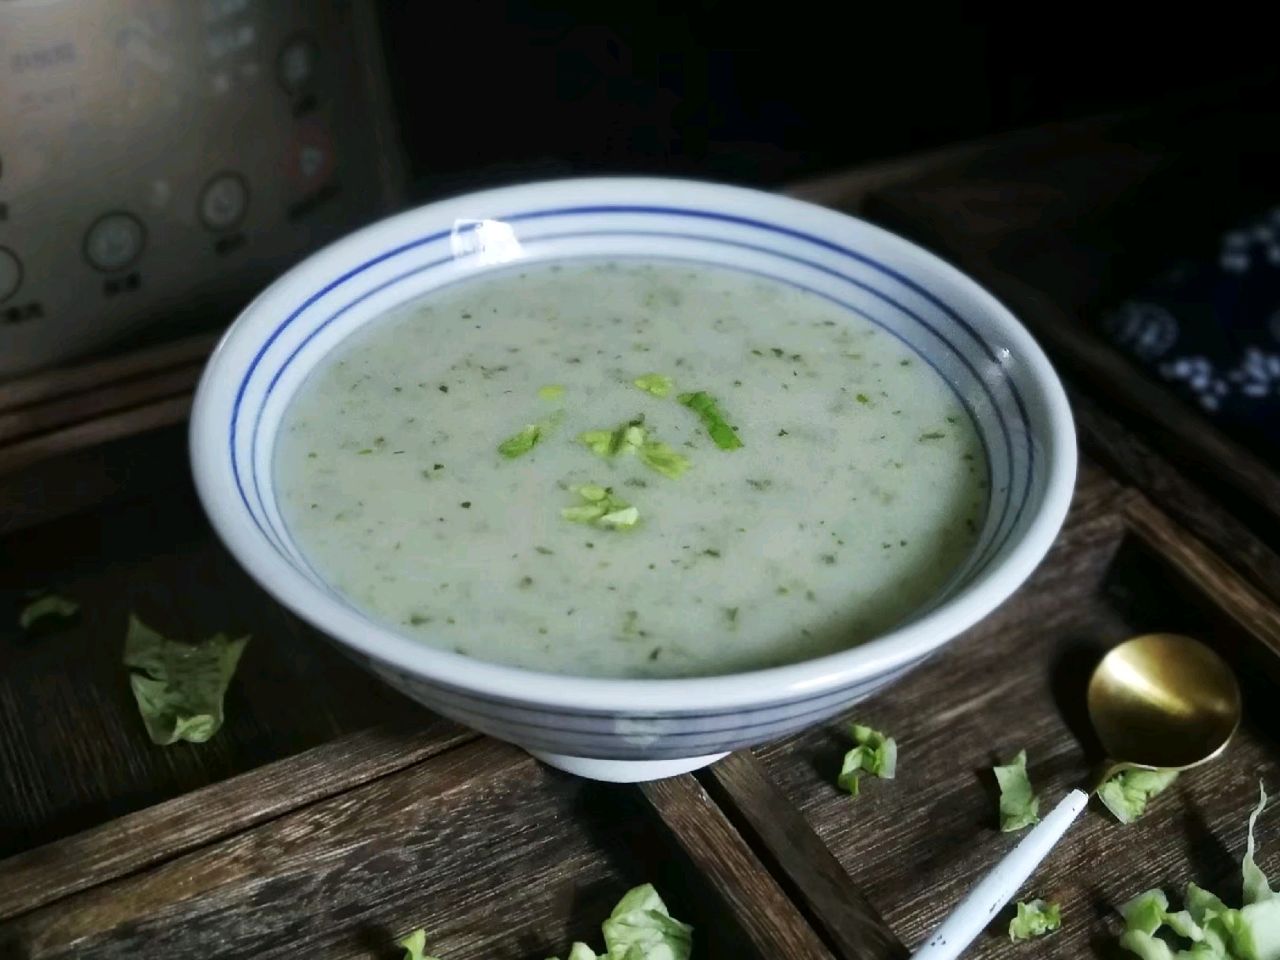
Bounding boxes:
377 2 1280 197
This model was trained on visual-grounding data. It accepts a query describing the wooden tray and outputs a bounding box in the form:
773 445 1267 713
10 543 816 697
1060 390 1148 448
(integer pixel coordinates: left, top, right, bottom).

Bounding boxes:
3 403 1280 957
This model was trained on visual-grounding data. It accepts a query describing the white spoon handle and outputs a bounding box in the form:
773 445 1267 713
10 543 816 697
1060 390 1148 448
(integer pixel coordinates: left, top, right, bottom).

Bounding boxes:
911 788 1088 960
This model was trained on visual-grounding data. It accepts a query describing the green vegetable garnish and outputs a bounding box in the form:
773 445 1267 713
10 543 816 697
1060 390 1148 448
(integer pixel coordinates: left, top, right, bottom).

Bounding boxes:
1117 783 1278 960
1009 899 1061 941
599 884 693 960
562 485 640 529
677 391 742 450
498 424 543 458
123 615 249 745
994 749 1040 832
1098 768 1178 825
18 593 79 631
837 723 897 796
634 373 674 397
579 418 647 458
539 384 566 400
498 411 563 459
638 441 690 478
578 417 688 479
398 929 442 960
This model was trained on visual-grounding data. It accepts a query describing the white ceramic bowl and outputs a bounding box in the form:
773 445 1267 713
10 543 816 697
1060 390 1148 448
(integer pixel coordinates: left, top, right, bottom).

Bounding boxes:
190 177 1076 782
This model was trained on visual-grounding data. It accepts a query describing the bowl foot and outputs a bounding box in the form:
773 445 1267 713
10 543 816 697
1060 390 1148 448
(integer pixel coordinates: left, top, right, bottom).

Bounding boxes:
528 750 729 782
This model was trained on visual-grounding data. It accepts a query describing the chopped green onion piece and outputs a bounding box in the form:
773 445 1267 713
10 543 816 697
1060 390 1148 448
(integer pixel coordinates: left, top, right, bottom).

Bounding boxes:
562 486 639 530
1098 768 1178 825
498 423 543 458
19 593 80 631
498 411 562 459
123 615 249 746
634 373 674 397
579 417 647 458
837 723 896 796
598 506 640 529
1009 899 1061 941
538 384 566 400
638 441 690 479
994 749 1040 832
677 391 742 450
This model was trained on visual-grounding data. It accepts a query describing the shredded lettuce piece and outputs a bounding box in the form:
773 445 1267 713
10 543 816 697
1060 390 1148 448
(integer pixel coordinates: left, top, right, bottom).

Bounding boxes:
837 723 897 796
994 749 1040 832
539 384 566 400
398 929 442 960
1117 784 1280 960
1009 899 1061 941
677 391 743 450
601 884 693 960
18 593 80 631
634 373 674 397
1099 768 1179 824
638 441 690 478
123 615 249 745
562 486 640 529
540 885 691 960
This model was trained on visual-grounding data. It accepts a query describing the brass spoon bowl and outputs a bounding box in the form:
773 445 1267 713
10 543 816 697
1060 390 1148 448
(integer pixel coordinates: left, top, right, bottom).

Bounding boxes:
1087 633 1242 780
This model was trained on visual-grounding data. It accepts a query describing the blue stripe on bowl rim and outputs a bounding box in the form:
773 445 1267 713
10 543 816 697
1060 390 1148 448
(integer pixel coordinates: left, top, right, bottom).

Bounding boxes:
227 203 1037 658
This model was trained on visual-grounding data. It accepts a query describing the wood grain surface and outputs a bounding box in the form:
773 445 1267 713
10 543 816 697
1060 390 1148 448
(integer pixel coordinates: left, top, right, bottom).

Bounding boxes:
742 458 1280 958
0 739 770 960
0 480 432 858
705 751 908 960
642 773 837 960
0 722 474 921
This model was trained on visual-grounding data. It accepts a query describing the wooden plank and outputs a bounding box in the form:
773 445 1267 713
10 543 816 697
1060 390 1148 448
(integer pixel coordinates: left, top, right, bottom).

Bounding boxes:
0 739 765 960
1073 391 1280 603
642 774 838 960
0 394 193 475
0 332 218 412
707 751 908 960
0 721 474 922
0 362 203 445
0 484 433 857
1123 492 1280 658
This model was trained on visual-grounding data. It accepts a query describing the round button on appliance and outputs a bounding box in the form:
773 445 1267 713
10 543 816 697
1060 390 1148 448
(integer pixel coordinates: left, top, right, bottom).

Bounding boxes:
277 35 317 94
198 172 249 231
83 212 146 273
0 246 22 303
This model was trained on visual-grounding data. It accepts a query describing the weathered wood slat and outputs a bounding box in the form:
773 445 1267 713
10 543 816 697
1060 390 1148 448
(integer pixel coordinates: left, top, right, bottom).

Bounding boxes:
707 751 909 960
0 363 203 445
0 394 193 475
0 332 218 414
0 739 772 960
642 773 838 960
0 721 474 922
1123 492 1280 659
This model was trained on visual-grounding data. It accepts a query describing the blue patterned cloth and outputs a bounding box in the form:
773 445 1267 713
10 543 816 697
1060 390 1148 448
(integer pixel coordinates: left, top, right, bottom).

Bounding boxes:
1102 206 1280 448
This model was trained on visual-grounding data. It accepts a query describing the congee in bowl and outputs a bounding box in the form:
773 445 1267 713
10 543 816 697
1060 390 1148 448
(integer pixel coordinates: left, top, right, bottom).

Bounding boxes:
274 259 989 678
190 177 1075 780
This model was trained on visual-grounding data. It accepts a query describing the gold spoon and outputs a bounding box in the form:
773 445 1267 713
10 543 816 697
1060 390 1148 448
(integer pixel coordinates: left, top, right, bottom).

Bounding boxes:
914 633 1241 959
1088 632 1242 785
